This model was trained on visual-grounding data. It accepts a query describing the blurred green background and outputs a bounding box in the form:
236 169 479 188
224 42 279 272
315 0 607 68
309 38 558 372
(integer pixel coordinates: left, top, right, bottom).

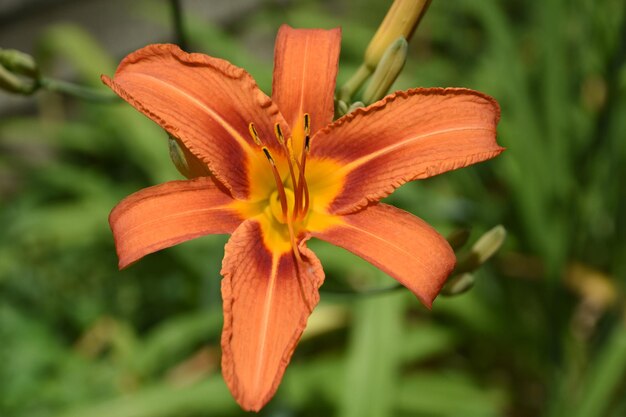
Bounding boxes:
1 0 625 416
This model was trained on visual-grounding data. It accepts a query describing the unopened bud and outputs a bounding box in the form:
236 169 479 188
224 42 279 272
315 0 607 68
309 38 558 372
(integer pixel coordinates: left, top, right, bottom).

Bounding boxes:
335 99 349 118
471 225 506 265
168 135 211 178
347 101 365 114
441 273 474 296
362 37 408 105
457 225 506 272
364 0 432 70
0 64 36 94
446 228 471 251
0 48 39 77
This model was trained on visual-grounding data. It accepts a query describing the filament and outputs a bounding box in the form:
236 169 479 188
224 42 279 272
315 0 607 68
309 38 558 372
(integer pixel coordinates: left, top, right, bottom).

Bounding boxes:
248 123 302 262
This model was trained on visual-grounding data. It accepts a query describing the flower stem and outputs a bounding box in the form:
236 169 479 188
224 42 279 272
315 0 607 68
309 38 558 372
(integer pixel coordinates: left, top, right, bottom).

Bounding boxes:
338 64 372 102
170 0 189 51
320 283 403 298
38 77 119 103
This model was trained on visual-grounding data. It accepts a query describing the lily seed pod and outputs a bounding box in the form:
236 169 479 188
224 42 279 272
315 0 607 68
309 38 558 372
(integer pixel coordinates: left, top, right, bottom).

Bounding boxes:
364 0 432 70
361 36 408 105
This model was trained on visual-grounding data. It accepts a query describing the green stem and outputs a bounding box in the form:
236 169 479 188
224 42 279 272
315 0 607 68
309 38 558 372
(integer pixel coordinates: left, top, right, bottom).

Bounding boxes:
570 321 626 417
170 0 188 50
38 77 119 103
338 64 372 102
320 282 403 298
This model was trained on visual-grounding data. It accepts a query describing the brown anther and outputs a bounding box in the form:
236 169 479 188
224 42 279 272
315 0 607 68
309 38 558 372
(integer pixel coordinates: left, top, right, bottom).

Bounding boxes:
274 123 285 145
262 147 274 165
304 113 311 135
294 114 312 221
248 122 262 145
274 122 299 220
259 142 302 262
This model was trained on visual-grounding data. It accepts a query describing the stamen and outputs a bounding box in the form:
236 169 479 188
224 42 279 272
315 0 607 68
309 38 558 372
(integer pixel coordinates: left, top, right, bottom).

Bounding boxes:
261 145 302 263
294 113 312 221
304 113 310 136
260 146 287 215
295 137 308 213
287 222 302 263
274 122 299 220
301 169 310 217
293 260 314 313
261 147 274 164
248 122 262 145
249 120 304 262
274 123 285 145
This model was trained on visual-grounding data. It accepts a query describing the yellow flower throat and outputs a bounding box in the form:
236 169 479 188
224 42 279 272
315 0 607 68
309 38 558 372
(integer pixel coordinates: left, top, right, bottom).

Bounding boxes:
247 114 313 261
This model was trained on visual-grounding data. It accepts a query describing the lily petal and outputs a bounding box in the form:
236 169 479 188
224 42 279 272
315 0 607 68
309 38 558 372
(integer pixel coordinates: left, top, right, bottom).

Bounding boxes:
110 177 242 269
312 203 455 308
310 88 503 214
102 44 286 200
272 25 341 145
221 219 324 411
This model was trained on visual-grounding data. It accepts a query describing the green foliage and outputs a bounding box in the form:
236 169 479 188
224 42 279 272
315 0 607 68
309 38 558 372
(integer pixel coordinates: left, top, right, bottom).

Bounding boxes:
1 0 625 416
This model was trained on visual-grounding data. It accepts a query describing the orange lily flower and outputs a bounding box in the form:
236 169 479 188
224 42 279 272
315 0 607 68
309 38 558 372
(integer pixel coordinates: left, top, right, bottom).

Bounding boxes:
102 25 502 411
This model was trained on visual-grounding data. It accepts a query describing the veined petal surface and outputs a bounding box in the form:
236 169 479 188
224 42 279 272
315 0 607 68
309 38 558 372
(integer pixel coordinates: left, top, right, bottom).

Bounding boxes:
221 219 324 411
272 25 341 150
310 88 503 214
102 44 286 200
312 204 455 308
110 177 242 269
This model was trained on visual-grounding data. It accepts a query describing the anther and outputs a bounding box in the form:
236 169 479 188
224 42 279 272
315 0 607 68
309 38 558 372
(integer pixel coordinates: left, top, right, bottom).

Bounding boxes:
274 123 285 145
261 144 302 263
294 113 312 221
274 122 299 218
248 122 262 145
304 113 310 136
262 147 274 164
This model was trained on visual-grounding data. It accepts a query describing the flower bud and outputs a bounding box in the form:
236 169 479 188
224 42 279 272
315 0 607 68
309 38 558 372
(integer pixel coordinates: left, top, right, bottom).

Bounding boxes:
347 101 365 114
441 273 474 296
168 135 211 178
456 225 506 273
471 225 506 265
0 49 40 95
364 0 432 70
361 37 408 105
446 228 471 251
0 48 39 77
335 99 349 118
0 64 36 94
